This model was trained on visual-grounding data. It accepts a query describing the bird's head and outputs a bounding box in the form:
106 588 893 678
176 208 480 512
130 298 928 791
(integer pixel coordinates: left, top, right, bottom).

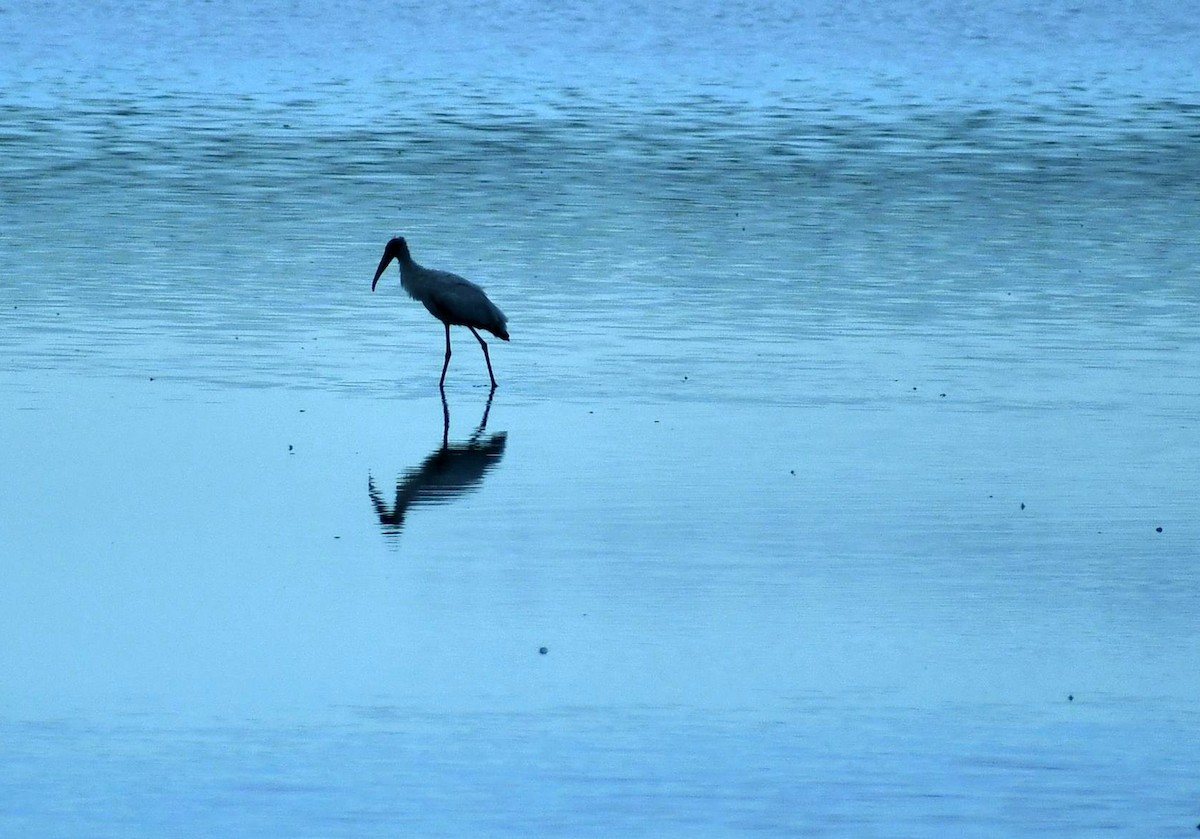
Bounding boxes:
372 236 410 291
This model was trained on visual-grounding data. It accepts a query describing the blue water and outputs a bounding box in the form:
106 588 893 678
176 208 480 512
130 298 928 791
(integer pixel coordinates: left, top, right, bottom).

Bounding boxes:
3 0 1200 835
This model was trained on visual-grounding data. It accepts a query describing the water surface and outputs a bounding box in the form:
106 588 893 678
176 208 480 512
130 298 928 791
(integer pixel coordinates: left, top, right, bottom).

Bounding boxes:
2 0 1200 835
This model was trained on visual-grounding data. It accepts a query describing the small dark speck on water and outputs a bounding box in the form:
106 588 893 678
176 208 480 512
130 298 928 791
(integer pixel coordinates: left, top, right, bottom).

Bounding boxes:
288 444 294 452
1068 694 1074 701
1020 502 1026 510
299 409 305 413
1156 526 1163 533
940 393 946 397
539 647 548 655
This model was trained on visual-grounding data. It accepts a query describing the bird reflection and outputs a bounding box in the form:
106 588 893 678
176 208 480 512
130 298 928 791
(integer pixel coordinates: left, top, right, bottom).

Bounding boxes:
369 387 506 540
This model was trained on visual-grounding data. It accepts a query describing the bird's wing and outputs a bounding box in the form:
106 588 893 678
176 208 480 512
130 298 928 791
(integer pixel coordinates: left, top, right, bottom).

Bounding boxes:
424 269 507 330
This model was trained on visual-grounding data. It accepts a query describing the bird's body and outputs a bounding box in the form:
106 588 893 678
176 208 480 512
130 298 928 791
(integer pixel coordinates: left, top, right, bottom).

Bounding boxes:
401 263 509 339
372 236 508 388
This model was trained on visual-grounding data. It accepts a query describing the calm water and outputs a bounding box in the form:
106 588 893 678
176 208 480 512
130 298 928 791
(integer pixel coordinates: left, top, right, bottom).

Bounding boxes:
3 0 1200 835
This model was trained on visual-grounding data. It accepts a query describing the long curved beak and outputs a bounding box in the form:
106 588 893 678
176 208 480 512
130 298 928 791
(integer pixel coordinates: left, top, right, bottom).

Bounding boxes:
371 252 393 292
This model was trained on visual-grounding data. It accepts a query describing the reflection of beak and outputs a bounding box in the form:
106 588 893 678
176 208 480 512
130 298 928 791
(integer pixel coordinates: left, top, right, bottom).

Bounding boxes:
371 252 393 292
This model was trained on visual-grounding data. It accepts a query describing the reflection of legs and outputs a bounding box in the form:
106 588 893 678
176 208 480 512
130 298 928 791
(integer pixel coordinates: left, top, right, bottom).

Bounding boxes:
469 327 498 388
439 380 450 448
478 384 496 432
439 323 452 388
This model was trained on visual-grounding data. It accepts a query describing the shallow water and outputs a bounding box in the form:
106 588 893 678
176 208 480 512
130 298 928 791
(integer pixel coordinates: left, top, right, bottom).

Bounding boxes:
3 0 1200 835
3 376 1199 835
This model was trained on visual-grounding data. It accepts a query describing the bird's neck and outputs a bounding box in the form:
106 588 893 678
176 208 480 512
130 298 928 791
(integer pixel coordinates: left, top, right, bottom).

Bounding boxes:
397 257 425 292
398 255 420 276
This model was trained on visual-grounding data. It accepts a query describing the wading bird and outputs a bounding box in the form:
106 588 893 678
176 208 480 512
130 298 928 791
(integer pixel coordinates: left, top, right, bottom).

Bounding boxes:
371 236 509 388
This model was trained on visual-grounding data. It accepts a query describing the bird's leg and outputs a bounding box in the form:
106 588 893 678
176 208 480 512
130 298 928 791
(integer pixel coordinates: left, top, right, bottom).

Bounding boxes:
440 323 452 388
468 327 498 388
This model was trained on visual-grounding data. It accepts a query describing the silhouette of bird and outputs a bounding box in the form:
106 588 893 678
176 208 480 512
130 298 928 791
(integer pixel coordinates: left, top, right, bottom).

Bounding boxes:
372 236 509 388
